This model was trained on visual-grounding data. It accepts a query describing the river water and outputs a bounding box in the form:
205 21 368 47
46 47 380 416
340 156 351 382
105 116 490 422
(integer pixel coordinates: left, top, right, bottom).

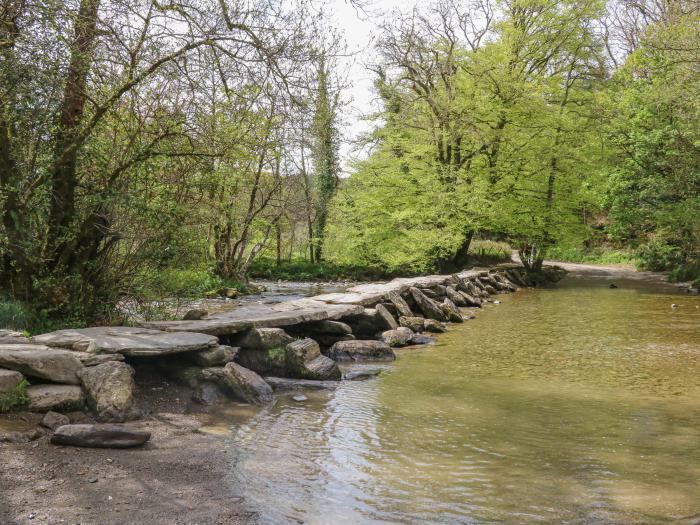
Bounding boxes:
205 274 700 524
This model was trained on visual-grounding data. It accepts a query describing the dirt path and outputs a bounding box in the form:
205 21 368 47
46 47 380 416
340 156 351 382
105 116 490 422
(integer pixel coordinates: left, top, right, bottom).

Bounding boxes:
511 251 678 286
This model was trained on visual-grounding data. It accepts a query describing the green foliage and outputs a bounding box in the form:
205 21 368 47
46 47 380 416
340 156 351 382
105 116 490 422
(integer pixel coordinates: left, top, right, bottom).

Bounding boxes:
136 268 247 299
0 296 90 335
468 240 512 265
546 246 638 266
266 347 287 370
0 298 32 331
250 257 400 281
600 11 699 279
0 378 29 412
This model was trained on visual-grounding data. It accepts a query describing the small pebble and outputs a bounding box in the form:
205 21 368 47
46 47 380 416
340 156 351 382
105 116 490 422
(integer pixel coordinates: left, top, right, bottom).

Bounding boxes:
292 395 307 402
87 477 98 483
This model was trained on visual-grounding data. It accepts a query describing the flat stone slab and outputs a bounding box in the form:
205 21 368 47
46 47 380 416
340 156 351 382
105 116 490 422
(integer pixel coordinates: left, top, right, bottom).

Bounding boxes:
313 271 485 306
141 299 364 336
0 345 83 384
264 376 340 391
51 424 150 448
32 327 218 357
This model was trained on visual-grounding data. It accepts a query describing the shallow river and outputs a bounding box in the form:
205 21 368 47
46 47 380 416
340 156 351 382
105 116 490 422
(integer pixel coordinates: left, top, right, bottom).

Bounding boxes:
206 275 700 524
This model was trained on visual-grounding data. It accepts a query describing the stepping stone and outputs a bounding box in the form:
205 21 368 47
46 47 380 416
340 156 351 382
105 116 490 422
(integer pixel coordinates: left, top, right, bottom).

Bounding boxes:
51 424 150 448
264 377 339 391
32 327 218 357
344 368 382 381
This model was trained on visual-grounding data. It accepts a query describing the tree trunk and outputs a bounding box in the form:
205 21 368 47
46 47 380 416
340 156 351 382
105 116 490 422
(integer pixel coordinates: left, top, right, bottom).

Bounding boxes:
47 0 101 270
275 219 281 267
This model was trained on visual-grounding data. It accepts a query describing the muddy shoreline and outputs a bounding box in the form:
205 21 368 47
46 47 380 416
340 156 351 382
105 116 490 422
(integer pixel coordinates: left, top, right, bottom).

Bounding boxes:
0 375 257 525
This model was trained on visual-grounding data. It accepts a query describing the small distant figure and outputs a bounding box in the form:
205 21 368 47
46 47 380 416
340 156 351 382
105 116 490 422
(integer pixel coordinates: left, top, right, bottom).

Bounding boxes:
609 283 618 289
671 303 679 309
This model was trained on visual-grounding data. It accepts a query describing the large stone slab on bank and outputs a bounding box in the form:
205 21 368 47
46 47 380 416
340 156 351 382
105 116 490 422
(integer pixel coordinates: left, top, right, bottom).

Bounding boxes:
140 299 364 336
32 327 218 357
77 361 137 422
0 345 84 384
51 424 151 448
27 384 85 412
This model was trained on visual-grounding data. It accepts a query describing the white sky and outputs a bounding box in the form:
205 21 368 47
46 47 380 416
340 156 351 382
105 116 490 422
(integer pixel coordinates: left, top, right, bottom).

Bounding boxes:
325 0 417 168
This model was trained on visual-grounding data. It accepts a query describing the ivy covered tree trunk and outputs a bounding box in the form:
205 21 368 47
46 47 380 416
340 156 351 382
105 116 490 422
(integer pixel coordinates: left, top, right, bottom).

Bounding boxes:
310 55 339 263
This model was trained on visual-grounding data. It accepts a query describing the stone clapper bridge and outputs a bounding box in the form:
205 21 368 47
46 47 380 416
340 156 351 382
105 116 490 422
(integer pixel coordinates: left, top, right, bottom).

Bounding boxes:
0 266 551 445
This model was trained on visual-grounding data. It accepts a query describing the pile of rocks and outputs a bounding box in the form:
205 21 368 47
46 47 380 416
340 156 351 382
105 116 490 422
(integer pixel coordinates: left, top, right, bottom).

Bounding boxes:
1 266 546 445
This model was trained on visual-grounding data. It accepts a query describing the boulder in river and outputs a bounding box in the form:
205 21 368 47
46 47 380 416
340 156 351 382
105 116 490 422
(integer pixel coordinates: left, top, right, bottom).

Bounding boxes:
423 319 446 333
185 344 239 367
51 424 150 448
409 287 448 322
27 385 84 412
231 327 293 350
311 333 355 348
295 320 352 335
0 345 83 384
375 303 398 330
202 362 273 405
410 333 437 345
285 338 341 380
387 291 413 318
381 327 415 347
441 298 464 323
458 290 482 307
327 340 396 362
341 309 384 338
445 286 467 307
77 361 137 422
344 368 383 381
399 316 425 332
